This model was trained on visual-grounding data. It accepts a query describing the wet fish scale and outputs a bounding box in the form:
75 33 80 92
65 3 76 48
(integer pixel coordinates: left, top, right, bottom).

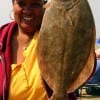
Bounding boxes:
37 0 96 99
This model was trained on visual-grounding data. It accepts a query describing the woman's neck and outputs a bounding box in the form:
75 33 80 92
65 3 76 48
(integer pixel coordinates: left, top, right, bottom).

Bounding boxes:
18 27 35 40
11 27 34 64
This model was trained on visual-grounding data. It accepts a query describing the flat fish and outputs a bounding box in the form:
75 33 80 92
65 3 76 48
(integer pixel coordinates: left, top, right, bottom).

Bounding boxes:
37 0 96 99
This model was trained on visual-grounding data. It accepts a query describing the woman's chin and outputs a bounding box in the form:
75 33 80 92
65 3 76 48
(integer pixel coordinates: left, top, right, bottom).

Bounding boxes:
20 23 36 32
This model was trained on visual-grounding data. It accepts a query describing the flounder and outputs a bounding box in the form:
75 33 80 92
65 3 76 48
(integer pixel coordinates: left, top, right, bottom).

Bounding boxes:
37 0 96 99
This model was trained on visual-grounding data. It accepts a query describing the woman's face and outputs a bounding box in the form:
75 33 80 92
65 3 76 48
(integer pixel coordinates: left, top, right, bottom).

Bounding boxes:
12 0 44 33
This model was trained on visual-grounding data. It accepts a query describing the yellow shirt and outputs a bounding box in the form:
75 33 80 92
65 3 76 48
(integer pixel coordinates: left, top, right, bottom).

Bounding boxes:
8 32 48 100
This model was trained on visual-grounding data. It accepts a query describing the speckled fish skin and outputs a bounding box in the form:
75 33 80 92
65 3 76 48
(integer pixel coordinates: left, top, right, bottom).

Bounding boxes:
37 0 96 99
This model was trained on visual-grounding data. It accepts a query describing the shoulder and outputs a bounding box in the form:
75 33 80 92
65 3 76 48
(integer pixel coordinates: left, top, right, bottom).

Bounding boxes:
0 21 17 40
0 21 17 49
0 21 16 32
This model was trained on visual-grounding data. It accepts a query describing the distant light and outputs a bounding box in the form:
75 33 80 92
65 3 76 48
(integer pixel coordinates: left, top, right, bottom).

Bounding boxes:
96 38 100 44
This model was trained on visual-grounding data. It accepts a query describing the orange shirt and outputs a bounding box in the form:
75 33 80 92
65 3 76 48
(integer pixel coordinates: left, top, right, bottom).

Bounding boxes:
8 32 48 100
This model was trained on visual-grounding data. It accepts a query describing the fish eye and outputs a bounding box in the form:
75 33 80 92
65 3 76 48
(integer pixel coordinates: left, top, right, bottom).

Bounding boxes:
44 0 47 4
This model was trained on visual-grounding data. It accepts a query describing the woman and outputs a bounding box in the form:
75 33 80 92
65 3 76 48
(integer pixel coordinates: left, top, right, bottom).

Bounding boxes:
0 0 77 100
